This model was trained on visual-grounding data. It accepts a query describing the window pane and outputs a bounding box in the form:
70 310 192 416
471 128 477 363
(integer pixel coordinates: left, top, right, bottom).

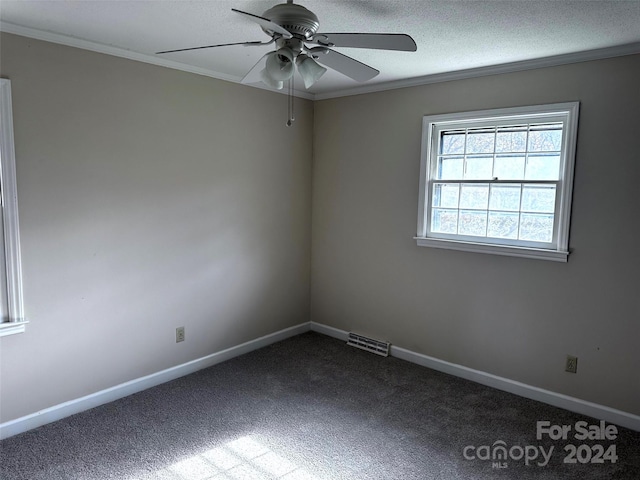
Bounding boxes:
459 183 489 209
493 154 525 179
528 124 563 152
519 213 553 242
432 208 458 234
489 184 521 211
488 212 519 239
437 156 463 179
525 153 560 180
459 210 488 237
441 131 465 154
464 155 493 179
466 128 495 154
496 126 527 153
521 185 556 213
432 183 459 208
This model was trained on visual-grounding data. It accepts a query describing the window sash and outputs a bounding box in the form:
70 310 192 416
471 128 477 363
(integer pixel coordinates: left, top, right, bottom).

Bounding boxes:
426 179 562 249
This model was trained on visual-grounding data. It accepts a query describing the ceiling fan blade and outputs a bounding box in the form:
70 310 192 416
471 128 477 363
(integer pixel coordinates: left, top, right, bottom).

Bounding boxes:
156 41 265 55
310 48 379 82
311 33 417 51
231 8 292 39
241 52 271 84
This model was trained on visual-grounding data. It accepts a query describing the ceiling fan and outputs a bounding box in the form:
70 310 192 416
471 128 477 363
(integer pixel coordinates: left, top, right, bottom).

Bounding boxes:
156 0 417 92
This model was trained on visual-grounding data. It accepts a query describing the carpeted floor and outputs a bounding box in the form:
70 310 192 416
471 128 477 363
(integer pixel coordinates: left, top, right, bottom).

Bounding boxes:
1 332 639 479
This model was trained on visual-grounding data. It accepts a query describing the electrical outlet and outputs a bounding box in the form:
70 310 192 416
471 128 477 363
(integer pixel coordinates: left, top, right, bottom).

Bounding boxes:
565 355 578 373
176 326 185 343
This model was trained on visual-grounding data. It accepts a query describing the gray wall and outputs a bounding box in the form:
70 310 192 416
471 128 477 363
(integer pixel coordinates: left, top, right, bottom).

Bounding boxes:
1 30 638 425
0 33 313 423
312 54 640 415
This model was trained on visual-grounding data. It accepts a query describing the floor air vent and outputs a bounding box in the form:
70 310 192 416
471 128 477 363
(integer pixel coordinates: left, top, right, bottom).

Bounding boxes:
347 333 390 357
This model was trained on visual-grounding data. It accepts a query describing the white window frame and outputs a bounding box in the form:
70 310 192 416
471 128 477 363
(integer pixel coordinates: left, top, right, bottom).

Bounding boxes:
0 79 27 336
416 102 579 262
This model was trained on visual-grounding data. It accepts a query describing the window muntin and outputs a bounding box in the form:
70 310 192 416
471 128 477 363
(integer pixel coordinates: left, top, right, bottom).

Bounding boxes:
417 103 579 261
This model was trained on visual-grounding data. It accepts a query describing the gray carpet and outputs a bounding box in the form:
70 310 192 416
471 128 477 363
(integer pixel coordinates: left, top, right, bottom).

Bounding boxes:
1 332 638 479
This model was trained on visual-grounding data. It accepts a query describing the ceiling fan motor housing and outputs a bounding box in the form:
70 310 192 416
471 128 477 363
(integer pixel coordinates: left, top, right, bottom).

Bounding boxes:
261 3 320 39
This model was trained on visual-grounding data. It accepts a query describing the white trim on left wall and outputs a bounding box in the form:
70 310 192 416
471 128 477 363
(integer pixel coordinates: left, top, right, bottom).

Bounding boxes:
0 79 27 337
0 322 310 440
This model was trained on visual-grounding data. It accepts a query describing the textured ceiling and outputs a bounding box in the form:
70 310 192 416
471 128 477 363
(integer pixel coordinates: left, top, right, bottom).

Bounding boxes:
1 0 639 98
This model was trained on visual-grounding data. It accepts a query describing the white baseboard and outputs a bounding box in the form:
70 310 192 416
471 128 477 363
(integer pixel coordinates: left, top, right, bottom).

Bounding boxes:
0 322 311 440
310 322 640 432
309 321 350 341
3 321 638 439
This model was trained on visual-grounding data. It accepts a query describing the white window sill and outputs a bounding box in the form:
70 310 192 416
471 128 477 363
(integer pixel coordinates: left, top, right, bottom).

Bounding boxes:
414 237 569 262
0 320 28 337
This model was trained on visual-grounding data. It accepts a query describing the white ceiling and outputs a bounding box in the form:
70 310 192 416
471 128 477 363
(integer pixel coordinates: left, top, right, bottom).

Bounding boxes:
1 0 639 99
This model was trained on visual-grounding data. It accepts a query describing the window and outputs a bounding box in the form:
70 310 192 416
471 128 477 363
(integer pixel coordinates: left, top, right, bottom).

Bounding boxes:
416 102 579 262
0 79 27 336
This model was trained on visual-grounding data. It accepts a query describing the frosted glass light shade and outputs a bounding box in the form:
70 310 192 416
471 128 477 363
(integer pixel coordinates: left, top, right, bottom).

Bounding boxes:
259 69 284 90
296 54 327 89
264 48 295 81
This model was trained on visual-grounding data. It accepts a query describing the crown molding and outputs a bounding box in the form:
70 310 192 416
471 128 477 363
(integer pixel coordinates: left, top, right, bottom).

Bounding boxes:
314 42 640 100
2 21 638 102
0 22 315 100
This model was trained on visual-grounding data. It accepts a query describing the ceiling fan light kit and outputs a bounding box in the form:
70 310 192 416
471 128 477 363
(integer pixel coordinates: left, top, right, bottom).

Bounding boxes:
157 0 417 122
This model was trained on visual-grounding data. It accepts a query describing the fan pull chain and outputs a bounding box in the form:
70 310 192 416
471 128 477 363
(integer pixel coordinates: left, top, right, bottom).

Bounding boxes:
286 76 295 127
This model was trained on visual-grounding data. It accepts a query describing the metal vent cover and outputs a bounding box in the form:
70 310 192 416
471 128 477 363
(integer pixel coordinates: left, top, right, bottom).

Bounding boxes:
347 333 390 357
